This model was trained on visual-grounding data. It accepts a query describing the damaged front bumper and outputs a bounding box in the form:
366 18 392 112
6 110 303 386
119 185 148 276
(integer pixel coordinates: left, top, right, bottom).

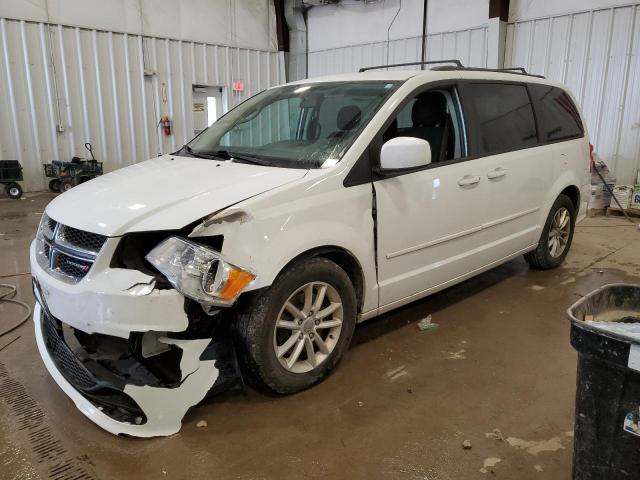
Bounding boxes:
30 242 240 438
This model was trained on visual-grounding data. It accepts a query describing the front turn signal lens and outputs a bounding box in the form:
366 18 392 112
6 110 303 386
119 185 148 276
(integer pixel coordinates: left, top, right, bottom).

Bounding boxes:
217 268 256 301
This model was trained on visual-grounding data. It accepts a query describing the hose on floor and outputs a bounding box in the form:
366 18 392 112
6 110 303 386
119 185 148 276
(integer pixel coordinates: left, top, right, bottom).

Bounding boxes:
0 284 32 338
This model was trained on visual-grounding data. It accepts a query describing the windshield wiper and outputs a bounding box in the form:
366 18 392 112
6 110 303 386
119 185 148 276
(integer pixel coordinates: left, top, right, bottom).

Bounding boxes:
180 145 273 166
180 145 219 160
208 150 273 166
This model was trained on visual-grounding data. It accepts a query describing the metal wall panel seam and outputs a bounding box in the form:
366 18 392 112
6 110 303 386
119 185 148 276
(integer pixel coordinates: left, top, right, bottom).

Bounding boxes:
561 14 574 84
0 17 280 54
20 21 41 160
91 30 107 161
0 18 22 163
213 44 219 85
592 9 615 149
56 24 74 158
578 11 594 106
165 38 175 152
38 23 59 163
510 1 640 24
543 19 553 76
150 38 162 156
122 33 137 164
178 40 187 148
190 42 196 83
307 27 488 54
202 43 208 85
137 35 150 160
611 6 638 162
107 32 122 164
74 27 90 145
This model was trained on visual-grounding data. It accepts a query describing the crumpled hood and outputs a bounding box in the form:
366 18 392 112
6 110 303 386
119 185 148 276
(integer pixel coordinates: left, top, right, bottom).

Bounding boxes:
46 155 308 236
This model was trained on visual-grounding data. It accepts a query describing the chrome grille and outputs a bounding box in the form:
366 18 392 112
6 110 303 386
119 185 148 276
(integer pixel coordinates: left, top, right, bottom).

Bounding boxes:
56 225 107 255
36 214 107 284
55 254 92 278
42 216 57 239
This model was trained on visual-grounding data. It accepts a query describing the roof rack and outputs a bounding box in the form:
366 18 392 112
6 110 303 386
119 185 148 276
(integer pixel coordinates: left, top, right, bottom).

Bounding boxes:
359 59 545 78
429 64 545 78
358 59 464 72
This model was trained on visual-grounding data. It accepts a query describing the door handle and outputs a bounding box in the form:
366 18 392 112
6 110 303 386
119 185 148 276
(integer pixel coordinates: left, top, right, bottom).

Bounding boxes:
458 174 481 187
487 167 507 179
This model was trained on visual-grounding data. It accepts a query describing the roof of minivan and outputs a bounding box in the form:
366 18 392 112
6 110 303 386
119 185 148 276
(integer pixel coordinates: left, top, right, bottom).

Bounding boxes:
290 69 559 87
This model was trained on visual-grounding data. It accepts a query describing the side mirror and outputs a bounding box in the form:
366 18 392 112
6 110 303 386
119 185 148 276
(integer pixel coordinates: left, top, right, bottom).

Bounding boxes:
379 137 431 171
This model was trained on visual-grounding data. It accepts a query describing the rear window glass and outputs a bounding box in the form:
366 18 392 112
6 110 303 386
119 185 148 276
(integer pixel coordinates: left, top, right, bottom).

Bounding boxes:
468 83 537 155
529 84 584 141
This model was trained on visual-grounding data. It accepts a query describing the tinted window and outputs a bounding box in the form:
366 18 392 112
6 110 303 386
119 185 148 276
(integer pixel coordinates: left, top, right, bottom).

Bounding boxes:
468 83 537 155
529 84 584 141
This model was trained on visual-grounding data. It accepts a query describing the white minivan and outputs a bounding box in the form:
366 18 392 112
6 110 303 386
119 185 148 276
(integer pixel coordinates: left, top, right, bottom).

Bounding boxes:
31 64 590 436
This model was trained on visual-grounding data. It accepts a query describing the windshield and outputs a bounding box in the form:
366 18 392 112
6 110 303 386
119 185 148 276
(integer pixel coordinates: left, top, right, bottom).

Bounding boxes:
185 81 399 168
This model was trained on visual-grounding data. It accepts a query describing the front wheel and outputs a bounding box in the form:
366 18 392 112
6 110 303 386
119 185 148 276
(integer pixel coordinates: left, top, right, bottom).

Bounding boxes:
235 257 357 394
524 194 576 269
5 182 23 199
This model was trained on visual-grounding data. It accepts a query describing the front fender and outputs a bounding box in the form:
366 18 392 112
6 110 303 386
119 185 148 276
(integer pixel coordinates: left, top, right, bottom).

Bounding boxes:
191 178 378 315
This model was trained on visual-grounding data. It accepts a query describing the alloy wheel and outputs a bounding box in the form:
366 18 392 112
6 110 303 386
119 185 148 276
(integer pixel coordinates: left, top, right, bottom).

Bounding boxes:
273 281 343 374
548 207 571 258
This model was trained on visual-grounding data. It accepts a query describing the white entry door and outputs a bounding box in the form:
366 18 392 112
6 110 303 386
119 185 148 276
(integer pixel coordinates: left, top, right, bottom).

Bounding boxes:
193 85 225 137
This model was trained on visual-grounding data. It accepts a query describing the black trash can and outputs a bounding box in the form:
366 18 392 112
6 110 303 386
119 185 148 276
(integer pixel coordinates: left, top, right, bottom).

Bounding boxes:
568 283 640 480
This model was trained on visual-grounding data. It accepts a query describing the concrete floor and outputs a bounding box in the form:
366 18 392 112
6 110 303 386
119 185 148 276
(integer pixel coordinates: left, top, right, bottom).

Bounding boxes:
1 192 639 480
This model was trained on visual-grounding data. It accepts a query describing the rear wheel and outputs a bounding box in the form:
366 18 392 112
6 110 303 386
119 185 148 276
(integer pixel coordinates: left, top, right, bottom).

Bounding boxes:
48 179 61 192
524 194 575 269
61 179 75 192
235 257 357 394
5 182 22 199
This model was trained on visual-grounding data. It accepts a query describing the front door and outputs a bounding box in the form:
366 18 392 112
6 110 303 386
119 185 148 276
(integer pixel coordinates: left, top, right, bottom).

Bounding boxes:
375 85 490 308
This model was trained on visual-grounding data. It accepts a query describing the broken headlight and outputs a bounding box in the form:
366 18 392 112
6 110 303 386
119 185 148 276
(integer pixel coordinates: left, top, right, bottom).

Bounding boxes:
145 236 255 306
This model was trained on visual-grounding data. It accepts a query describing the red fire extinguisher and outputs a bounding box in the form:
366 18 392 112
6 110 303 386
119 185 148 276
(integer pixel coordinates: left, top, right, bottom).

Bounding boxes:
160 115 173 136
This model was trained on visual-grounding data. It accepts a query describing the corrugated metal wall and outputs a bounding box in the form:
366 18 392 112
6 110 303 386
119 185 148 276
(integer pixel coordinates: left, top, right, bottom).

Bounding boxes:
505 3 640 184
308 26 488 77
0 18 284 191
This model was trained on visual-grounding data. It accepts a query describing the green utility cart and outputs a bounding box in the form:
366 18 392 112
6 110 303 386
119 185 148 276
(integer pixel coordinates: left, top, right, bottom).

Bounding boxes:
43 143 103 193
0 160 24 199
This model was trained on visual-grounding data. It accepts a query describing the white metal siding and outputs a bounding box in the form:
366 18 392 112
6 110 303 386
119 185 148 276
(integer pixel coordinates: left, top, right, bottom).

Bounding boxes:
0 18 284 191
308 26 488 77
506 3 640 184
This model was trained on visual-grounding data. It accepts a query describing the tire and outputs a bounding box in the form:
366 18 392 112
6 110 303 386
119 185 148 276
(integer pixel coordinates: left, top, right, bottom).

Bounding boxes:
60 179 75 192
235 257 357 394
48 179 61 192
524 194 576 269
5 182 22 199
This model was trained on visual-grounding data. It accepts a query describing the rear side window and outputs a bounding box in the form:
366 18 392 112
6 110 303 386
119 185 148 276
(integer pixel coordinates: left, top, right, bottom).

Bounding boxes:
529 84 584 142
467 83 537 156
